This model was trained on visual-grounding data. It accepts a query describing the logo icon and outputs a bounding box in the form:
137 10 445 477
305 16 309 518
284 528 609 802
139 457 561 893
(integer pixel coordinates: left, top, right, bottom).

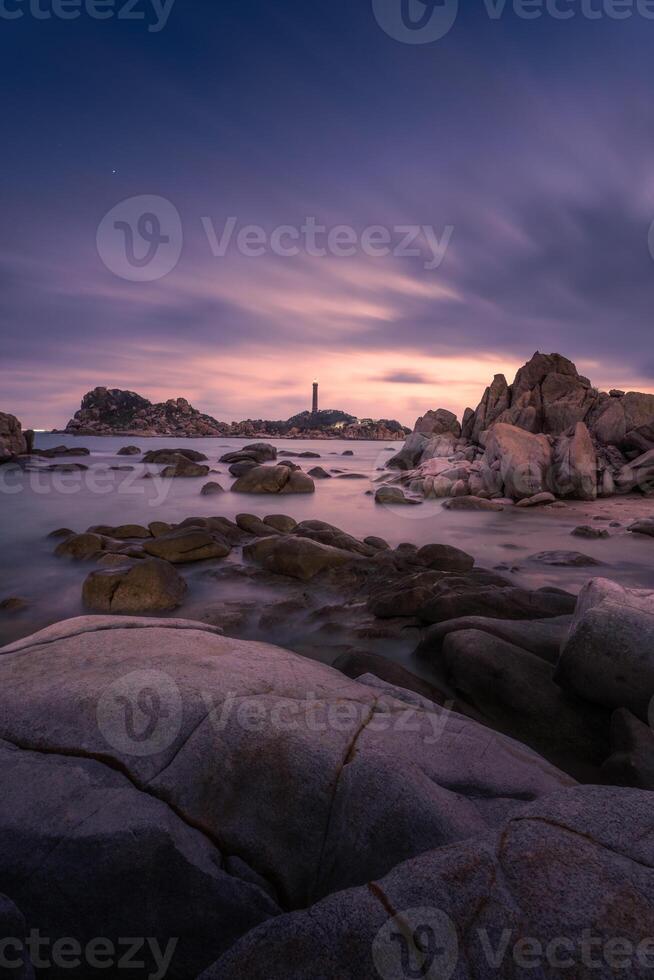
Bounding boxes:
97 669 183 756
372 0 458 44
372 907 458 980
97 195 183 281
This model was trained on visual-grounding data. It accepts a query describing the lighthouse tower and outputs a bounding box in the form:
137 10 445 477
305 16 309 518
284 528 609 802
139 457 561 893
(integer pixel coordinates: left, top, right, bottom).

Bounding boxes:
312 381 319 415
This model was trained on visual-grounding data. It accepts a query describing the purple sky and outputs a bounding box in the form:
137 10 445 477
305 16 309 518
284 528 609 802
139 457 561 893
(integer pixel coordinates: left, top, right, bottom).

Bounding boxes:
2 1 654 428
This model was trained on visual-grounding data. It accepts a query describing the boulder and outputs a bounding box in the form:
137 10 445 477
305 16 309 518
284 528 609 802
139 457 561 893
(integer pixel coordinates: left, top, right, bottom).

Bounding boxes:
0 412 27 462
555 578 654 721
615 448 654 495
332 652 448 705
292 520 377 556
602 708 654 790
88 523 151 540
515 491 557 507
201 786 654 980
201 481 225 495
229 459 259 477
263 514 297 533
375 486 421 506
416 543 474 572
481 423 552 500
386 431 429 470
143 529 231 563
414 408 461 438
54 532 106 560
82 558 187 612
418 585 576 623
552 421 597 500
220 443 276 465
117 445 141 455
236 513 282 537
628 518 654 537
142 448 208 463
231 465 315 495
417 614 571 664
161 456 211 478
442 495 504 511
462 373 510 444
528 550 603 567
243 535 360 580
307 466 331 478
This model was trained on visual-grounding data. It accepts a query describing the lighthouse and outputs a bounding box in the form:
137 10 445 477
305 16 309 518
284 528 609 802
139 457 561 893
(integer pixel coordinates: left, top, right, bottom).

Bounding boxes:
312 381 319 415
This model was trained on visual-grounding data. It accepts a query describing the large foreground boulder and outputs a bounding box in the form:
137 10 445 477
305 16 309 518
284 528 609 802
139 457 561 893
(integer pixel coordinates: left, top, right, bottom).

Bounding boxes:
202 785 654 979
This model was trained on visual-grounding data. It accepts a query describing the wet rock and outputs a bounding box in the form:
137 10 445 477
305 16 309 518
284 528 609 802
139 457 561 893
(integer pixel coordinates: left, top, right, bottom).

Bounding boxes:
244 535 359 581
442 495 504 511
0 412 28 462
602 708 654 790
82 558 187 612
0 597 29 613
627 518 654 537
375 486 421 505
528 550 603 566
342 450 354 455
220 443 277 465
515 491 557 507
363 535 390 551
307 466 331 479
148 521 174 538
416 543 474 572
418 585 576 623
47 527 74 538
88 523 151 540
30 445 90 458
117 445 141 455
161 456 211 478
336 472 367 480
417 614 571 664
572 525 609 539
236 513 281 537
55 532 106 560
263 514 297 533
229 459 259 477
292 520 376 556
232 465 315 495
143 529 231 563
201 481 225 495
279 450 320 459
142 448 208 464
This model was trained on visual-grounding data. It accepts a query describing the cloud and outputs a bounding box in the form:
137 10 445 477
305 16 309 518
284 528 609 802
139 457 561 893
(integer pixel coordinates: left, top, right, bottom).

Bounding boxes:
375 371 432 384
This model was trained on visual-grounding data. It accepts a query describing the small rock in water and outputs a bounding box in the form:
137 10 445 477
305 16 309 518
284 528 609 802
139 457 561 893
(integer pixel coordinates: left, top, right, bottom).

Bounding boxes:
515 492 557 508
308 466 332 479
528 550 604 567
0 597 28 612
375 486 421 506
263 514 297 533
342 450 354 456
47 527 74 538
117 445 141 456
572 525 609 540
442 496 504 512
201 481 225 495
627 519 654 537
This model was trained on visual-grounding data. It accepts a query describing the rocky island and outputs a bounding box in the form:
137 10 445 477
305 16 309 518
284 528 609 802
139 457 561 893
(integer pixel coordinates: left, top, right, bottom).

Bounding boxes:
62 386 409 441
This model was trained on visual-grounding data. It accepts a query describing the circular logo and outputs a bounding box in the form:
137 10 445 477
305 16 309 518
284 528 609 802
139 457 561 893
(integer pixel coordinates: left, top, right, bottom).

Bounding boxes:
97 195 183 281
97 669 183 756
372 0 459 44
373 907 459 980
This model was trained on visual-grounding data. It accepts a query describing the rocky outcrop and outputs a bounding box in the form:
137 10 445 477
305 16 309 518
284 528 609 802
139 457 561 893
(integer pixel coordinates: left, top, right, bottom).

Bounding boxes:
64 390 408 441
0 412 27 463
384 351 654 502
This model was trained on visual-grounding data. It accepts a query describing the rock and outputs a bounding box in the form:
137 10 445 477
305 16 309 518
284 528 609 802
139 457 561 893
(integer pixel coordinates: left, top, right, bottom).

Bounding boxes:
161 456 211 478
88 523 151 540
82 558 187 612
363 535 390 551
292 520 376 556
0 597 29 613
201 786 654 980
236 513 281 537
117 445 141 455
231 465 315 495
279 450 320 458
416 614 571 664
375 486 421 506
30 445 91 458
602 708 654 790
336 472 367 480
143 529 231 563
332 651 448 705
416 543 474 572
552 421 597 500
201 481 225 495
462 373 510 443
572 525 610 539
220 443 277 465
66 387 228 438
243 535 359 580
414 408 461 438
528 550 603 566
143 448 208 463
54 532 106 560
442 495 504 511
418 585 576 623
627 518 654 537
47 527 74 538
148 521 174 538
441 629 610 775
515 491 557 507
229 459 259 477
263 514 297 533
481 423 552 500
0 414 28 462
342 450 354 455
307 466 331 479
555 578 654 721
386 430 429 470
0 894 33 979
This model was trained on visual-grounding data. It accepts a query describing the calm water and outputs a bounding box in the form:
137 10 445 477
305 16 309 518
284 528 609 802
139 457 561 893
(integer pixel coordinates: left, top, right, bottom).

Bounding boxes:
1 433 653 647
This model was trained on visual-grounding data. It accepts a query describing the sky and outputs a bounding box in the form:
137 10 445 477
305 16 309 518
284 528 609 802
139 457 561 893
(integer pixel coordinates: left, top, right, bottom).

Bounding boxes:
2 0 654 429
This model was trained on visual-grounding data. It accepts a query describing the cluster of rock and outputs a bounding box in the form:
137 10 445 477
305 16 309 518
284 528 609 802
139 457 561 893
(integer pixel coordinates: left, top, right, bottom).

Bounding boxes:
387 352 654 502
62 389 408 441
2 523 653 975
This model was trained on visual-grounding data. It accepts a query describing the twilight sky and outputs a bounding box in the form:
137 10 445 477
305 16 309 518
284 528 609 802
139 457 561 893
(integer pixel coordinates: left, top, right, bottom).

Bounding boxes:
2 0 654 429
